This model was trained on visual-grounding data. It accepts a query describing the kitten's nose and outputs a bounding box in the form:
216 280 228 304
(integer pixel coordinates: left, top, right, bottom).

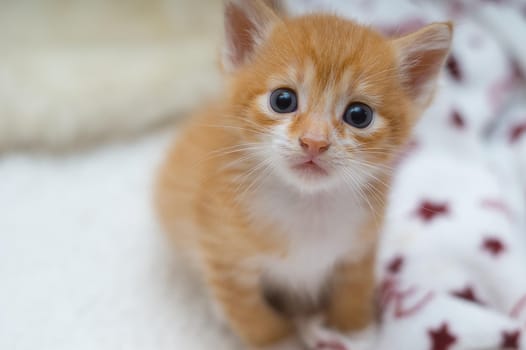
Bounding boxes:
299 136 331 156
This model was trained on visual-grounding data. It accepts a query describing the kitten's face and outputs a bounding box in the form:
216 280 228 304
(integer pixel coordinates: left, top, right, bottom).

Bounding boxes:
230 17 413 193
223 2 451 194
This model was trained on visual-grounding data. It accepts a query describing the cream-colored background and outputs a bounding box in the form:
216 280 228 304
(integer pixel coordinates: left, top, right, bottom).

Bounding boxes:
0 0 222 150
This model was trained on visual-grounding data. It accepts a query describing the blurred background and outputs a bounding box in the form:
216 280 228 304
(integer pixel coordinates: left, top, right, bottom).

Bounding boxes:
0 0 222 150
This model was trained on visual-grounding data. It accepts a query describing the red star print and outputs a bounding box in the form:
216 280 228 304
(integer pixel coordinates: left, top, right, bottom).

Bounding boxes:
510 59 524 81
511 294 526 318
446 55 463 81
501 330 521 349
451 286 484 305
480 198 514 222
416 201 449 223
482 237 506 256
510 122 526 144
387 256 404 274
378 277 434 319
378 277 396 310
448 0 465 18
429 323 457 350
394 288 434 319
450 110 466 129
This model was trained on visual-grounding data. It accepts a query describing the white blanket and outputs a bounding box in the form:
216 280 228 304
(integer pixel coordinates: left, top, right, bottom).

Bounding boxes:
0 131 240 350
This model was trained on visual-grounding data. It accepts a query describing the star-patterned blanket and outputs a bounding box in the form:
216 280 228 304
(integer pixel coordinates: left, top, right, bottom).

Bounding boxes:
288 0 526 349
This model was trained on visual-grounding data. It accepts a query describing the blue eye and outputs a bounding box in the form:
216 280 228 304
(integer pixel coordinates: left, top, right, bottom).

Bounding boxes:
270 88 298 113
343 103 373 128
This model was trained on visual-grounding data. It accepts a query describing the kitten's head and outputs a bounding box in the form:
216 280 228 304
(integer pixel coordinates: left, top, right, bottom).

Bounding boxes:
223 0 452 193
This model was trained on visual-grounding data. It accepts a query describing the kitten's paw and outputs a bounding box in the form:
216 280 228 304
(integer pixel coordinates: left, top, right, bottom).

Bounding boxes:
297 317 375 350
297 317 348 350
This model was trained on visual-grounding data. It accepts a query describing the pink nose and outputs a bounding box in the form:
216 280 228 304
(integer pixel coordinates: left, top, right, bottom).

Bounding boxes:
299 136 331 156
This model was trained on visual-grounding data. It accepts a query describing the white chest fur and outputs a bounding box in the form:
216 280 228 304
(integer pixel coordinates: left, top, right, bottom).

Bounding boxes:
247 180 370 298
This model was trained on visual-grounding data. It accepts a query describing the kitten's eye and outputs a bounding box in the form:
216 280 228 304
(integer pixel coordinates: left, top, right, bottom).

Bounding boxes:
343 103 373 129
270 88 298 114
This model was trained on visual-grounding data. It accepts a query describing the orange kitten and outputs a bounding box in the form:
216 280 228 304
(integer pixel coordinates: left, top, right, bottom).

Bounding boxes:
156 1 452 349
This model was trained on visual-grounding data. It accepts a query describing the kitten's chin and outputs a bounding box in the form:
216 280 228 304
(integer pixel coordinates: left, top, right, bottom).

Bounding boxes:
278 161 339 193
292 161 329 178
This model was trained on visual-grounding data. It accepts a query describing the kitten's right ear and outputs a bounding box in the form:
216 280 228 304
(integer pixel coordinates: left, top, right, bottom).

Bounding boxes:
222 0 281 73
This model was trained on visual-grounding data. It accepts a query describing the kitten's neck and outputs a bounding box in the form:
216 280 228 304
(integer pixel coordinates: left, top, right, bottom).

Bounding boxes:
244 171 375 232
245 170 381 294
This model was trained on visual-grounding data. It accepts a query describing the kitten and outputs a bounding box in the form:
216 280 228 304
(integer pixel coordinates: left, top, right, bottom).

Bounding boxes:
156 0 452 349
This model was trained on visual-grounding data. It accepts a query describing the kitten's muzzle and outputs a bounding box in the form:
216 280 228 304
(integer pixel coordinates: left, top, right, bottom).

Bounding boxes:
299 136 331 158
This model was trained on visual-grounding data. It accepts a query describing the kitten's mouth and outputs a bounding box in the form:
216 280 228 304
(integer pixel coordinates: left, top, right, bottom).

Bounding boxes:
292 160 329 177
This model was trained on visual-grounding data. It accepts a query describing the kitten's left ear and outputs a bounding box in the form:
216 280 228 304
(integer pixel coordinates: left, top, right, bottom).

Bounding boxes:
222 0 282 73
393 22 453 110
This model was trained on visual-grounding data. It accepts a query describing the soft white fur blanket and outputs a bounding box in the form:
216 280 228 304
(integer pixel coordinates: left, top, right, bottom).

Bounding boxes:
2 1 526 350
0 131 241 350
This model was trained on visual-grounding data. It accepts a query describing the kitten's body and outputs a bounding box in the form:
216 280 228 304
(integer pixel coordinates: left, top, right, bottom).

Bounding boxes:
156 2 451 349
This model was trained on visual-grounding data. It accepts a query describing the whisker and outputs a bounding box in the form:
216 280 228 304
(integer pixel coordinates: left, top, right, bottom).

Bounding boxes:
233 159 274 199
220 152 263 172
340 168 379 225
240 161 275 199
350 160 394 175
347 158 392 186
176 143 266 176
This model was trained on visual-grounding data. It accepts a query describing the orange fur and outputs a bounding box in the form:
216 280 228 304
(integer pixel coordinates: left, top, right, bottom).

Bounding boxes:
156 1 452 348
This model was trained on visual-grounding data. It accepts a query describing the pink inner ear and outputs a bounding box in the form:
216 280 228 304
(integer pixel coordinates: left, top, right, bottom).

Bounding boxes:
394 23 452 106
225 3 257 68
404 48 447 98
